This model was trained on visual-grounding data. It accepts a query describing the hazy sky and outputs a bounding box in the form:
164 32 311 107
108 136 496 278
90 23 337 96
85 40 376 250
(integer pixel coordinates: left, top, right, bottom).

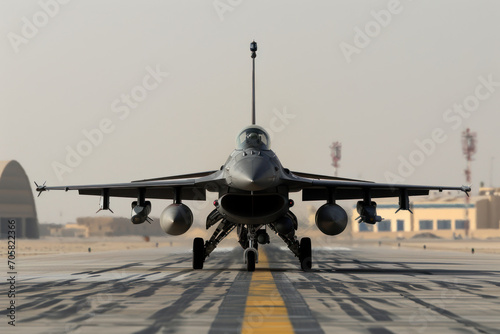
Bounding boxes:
1 0 499 224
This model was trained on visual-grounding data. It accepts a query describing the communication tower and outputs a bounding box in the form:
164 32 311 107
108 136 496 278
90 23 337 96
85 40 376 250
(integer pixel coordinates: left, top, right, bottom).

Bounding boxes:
330 142 342 177
462 128 476 236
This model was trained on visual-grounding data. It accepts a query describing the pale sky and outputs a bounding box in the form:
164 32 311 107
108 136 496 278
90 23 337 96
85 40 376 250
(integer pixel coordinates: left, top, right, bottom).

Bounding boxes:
1 0 499 224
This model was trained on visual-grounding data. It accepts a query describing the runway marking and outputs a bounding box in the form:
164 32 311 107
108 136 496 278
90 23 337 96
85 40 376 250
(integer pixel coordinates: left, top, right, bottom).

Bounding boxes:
241 251 294 334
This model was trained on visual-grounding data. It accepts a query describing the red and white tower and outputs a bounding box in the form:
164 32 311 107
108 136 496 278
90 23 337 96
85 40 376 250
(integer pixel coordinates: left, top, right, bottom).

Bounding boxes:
330 142 342 177
462 128 477 236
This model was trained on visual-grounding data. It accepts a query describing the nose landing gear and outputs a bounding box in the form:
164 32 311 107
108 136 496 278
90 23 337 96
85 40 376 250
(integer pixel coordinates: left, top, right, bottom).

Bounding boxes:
242 226 261 272
244 248 257 272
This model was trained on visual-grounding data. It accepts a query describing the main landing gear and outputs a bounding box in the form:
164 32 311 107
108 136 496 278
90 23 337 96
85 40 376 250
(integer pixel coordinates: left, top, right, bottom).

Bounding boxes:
192 233 312 271
192 210 313 271
299 237 312 271
193 237 205 270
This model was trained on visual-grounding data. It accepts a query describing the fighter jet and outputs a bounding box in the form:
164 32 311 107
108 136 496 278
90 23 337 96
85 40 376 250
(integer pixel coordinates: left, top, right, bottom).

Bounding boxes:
36 41 470 271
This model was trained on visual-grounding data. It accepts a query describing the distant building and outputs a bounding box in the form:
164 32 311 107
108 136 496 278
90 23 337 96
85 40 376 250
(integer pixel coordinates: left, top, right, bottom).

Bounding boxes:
63 223 89 237
0 160 39 239
39 223 90 237
39 223 65 237
76 216 165 237
351 188 500 239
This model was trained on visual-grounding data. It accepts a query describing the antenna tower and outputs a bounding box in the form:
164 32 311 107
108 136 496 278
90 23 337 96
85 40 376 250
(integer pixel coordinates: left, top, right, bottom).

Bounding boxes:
330 142 342 177
462 128 477 237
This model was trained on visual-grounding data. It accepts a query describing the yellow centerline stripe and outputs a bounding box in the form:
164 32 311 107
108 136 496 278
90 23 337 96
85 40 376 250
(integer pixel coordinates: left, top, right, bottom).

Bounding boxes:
241 250 294 334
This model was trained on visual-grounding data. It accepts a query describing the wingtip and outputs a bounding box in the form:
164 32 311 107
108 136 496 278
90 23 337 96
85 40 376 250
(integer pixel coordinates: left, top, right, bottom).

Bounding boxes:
461 185 472 196
35 181 47 196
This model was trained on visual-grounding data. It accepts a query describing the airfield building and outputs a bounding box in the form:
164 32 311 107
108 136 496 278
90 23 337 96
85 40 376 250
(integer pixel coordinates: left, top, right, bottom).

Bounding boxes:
75 216 165 237
351 188 500 239
0 160 39 239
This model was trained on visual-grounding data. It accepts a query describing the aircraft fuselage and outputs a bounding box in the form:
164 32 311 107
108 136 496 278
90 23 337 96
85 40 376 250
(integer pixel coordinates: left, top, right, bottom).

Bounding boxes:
219 149 290 225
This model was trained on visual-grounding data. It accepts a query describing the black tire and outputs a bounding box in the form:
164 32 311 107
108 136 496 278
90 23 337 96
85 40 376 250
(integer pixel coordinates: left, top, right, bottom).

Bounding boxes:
193 237 205 270
246 250 256 272
299 237 312 271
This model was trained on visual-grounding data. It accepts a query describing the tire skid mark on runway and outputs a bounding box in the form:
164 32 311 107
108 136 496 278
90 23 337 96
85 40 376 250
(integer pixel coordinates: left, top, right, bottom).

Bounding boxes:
148 255 192 271
208 271 252 334
298 270 395 323
323 250 500 297
138 271 164 279
336 300 370 322
130 248 241 302
332 268 433 275
395 288 499 334
482 279 500 288
264 247 325 333
317 252 433 276
18 276 139 322
134 253 239 334
298 251 398 329
129 269 194 298
271 271 325 333
20 254 231 327
24 299 93 321
276 249 391 325
316 250 488 276
366 327 395 334
394 262 413 269
213 274 232 288
3 257 198 322
430 279 500 300
0 297 64 316
71 301 127 322
195 296 221 315
7 244 500 333
73 262 143 275
316 250 500 334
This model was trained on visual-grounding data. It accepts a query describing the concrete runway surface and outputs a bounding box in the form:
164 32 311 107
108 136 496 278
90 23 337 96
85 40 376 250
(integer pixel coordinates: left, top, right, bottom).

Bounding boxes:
2 242 500 334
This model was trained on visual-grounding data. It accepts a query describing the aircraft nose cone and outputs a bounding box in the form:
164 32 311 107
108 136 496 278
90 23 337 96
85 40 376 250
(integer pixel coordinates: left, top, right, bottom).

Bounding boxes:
229 157 277 191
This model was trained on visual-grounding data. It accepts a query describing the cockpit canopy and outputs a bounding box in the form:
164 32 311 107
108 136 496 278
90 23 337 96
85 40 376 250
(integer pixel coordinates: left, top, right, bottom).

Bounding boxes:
236 125 271 150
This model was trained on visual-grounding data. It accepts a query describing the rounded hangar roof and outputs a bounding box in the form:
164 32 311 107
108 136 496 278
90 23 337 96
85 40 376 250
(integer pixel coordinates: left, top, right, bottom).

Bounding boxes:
0 160 37 218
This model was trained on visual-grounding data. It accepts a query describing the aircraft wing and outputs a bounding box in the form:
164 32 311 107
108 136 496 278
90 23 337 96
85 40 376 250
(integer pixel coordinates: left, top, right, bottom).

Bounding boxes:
35 170 224 201
283 172 470 201
301 179 470 201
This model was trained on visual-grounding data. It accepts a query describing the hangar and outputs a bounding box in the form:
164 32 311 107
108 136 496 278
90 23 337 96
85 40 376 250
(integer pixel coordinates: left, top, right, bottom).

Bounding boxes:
0 160 39 239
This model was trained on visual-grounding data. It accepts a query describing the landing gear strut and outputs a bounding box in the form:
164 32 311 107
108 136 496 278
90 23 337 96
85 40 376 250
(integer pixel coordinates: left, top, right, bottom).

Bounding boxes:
193 216 237 269
269 222 313 271
195 209 312 271
243 225 260 272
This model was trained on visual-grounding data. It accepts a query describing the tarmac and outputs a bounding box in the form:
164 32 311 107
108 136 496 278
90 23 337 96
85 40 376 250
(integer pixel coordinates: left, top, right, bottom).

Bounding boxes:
1 239 500 334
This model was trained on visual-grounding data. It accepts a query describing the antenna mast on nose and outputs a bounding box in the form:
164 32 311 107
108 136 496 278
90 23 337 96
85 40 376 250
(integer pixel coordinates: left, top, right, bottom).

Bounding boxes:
250 41 257 125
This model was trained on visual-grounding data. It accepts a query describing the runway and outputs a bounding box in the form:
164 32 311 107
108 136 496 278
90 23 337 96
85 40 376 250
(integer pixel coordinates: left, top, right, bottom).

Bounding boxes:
2 242 500 334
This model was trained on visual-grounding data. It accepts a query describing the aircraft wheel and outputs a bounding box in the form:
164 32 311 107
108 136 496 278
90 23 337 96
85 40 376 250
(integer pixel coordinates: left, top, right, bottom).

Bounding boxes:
299 237 312 271
193 237 205 270
246 250 256 272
